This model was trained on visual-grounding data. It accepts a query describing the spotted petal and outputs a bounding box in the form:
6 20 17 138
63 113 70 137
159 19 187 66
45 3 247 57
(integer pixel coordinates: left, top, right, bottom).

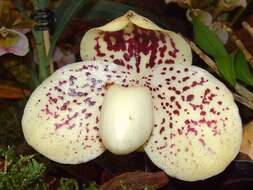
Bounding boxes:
22 61 137 164
144 64 242 181
80 11 192 74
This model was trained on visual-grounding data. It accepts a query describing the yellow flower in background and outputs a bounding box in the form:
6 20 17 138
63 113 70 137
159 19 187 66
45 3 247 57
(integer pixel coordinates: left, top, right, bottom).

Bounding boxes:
218 0 247 11
0 1 34 56
164 0 191 7
0 27 29 56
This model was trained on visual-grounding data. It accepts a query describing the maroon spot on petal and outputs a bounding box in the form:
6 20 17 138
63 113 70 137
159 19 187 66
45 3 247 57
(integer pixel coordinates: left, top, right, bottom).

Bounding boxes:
85 113 92 119
123 53 131 61
159 127 165 134
182 76 190 82
173 110 179 116
94 37 106 57
186 94 194 102
93 127 99 131
170 96 176 102
165 59 175 64
113 59 125 66
198 138 206 146
175 101 182 109
175 90 181 95
210 108 216 114
200 111 206 116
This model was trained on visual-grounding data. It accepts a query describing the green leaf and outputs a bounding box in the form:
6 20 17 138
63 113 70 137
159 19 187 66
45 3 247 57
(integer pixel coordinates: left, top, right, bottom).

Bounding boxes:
192 17 236 86
192 17 227 57
11 0 29 19
215 55 236 86
233 50 253 87
77 0 141 22
39 0 49 8
32 0 49 10
37 0 49 9
49 0 89 58
77 0 178 30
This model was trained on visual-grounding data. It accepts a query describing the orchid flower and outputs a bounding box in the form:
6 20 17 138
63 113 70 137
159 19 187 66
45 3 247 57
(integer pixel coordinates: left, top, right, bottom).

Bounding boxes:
218 0 247 11
0 27 29 56
53 47 76 68
0 1 33 56
186 9 229 44
22 11 242 182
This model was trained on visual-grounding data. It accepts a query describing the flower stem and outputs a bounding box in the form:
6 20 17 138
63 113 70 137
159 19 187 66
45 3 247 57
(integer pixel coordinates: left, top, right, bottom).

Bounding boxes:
32 29 50 82
32 0 51 82
242 21 253 38
43 30 54 74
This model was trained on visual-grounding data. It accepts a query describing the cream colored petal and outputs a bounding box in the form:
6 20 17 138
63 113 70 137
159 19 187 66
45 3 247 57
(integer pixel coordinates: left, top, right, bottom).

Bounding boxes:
80 10 192 75
96 11 162 32
22 61 138 164
98 13 129 32
127 11 162 31
10 30 29 56
144 64 242 181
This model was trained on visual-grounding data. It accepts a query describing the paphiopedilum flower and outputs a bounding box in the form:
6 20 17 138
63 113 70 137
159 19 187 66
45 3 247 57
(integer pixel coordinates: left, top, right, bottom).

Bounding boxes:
22 11 242 183
0 27 29 56
186 9 229 44
0 1 34 56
